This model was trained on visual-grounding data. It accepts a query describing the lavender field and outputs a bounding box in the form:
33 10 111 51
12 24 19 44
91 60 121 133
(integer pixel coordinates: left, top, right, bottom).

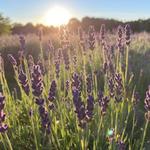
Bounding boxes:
0 24 149 150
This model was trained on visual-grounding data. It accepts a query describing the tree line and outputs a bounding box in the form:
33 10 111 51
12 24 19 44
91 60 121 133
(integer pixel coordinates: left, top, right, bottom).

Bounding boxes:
1 13 150 35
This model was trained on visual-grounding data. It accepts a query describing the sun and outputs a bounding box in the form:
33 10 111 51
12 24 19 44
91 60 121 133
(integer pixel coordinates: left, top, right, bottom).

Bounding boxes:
42 6 72 26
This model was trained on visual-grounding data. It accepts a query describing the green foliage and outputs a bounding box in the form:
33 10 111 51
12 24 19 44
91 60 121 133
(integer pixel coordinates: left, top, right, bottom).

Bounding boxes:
0 13 11 35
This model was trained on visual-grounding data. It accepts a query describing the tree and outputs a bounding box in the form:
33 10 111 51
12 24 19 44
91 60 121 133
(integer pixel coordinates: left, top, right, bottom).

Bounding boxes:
68 18 81 33
0 13 11 35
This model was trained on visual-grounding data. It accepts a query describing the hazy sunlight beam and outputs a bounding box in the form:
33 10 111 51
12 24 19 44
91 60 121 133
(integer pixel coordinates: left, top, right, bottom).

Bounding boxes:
42 6 72 26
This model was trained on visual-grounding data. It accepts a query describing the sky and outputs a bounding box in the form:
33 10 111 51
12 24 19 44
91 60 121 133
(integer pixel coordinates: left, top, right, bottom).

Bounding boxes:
0 0 150 25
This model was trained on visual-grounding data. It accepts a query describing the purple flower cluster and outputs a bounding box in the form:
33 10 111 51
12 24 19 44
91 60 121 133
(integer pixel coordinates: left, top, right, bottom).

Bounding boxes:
103 44 115 74
7 54 17 66
86 74 93 94
35 98 51 134
65 80 70 97
144 85 150 121
59 27 70 47
0 93 8 132
71 73 82 92
28 55 34 74
31 65 43 97
114 73 123 103
48 80 57 102
133 91 140 105
108 78 115 98
62 49 70 70
73 54 77 68
98 91 110 115
72 72 94 127
72 88 86 128
88 26 95 51
78 27 87 54
86 95 94 120
117 140 126 150
48 40 54 53
18 70 30 96
37 56 45 75
117 25 124 53
103 61 108 74
125 24 131 46
55 59 60 79
100 24 106 46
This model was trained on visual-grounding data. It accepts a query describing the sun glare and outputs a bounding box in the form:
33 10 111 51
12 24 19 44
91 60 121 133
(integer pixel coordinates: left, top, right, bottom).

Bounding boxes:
42 6 71 26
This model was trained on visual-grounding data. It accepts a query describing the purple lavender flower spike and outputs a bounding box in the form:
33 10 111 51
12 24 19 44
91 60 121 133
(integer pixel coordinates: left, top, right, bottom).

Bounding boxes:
38 105 51 134
117 25 124 53
108 78 114 98
88 26 95 51
65 80 70 97
114 73 123 103
37 56 45 75
100 24 106 46
86 95 94 120
18 70 30 95
144 85 150 121
0 93 8 133
72 88 86 128
125 24 131 46
0 124 8 133
31 65 43 97
144 85 150 111
133 91 140 105
98 91 110 115
86 74 93 94
7 54 17 66
62 49 70 70
117 140 126 150
103 62 108 74
55 59 60 79
72 73 81 92
35 98 44 106
48 80 57 102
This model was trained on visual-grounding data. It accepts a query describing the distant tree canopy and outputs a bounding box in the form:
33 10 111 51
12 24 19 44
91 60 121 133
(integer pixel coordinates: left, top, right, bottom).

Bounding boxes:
0 13 11 35
12 23 58 35
1 12 150 36
11 17 150 35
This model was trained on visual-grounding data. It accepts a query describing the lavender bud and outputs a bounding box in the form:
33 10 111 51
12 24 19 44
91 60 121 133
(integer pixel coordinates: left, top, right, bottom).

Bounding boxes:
114 73 123 103
7 54 17 66
18 70 30 95
100 24 106 45
71 73 81 92
125 24 131 46
62 49 70 70
65 80 70 97
117 25 124 53
31 65 43 97
88 26 95 51
86 74 93 94
108 78 114 98
48 80 57 102
98 91 110 115
144 85 150 111
0 93 8 132
55 59 60 79
117 140 126 150
72 88 86 128
86 95 94 120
